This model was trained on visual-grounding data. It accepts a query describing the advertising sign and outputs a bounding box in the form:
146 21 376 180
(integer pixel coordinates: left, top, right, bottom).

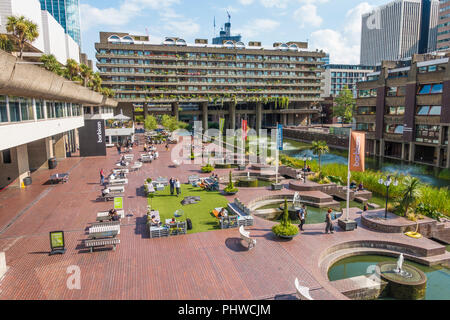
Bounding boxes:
349 131 366 172
277 124 283 151
49 231 66 255
114 197 123 210
79 120 107 157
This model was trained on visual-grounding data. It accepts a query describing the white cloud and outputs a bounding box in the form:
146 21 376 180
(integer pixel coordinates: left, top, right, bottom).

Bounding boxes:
234 19 280 38
260 0 291 8
308 2 374 64
238 0 255 5
293 4 323 28
159 8 200 37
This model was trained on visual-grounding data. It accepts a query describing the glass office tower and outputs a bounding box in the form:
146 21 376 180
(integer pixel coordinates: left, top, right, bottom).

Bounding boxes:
39 0 81 46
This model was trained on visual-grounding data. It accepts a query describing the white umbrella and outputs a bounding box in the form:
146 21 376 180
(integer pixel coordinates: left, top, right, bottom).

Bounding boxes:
113 113 131 121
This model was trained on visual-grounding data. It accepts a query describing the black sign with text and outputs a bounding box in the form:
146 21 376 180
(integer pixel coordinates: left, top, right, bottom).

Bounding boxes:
79 120 107 157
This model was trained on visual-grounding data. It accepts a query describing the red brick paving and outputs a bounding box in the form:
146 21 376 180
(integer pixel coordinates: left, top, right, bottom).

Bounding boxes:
0 136 448 300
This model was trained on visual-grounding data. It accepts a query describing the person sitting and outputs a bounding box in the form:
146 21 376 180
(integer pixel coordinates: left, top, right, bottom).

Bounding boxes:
358 182 364 191
150 215 160 226
306 165 312 172
108 209 116 218
350 181 357 190
102 188 110 197
218 208 227 218
171 217 176 224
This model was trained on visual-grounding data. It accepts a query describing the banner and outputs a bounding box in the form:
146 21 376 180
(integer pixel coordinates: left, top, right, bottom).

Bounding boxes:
50 231 65 250
219 118 225 134
349 131 365 172
277 124 283 151
241 119 248 141
114 197 123 210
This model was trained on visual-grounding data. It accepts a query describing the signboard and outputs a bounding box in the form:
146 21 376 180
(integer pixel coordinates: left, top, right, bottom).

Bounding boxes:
349 131 366 172
242 119 248 141
79 120 107 157
49 231 66 255
114 197 123 210
277 124 283 151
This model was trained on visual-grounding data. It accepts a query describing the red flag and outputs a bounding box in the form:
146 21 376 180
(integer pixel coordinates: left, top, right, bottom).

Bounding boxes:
242 119 247 141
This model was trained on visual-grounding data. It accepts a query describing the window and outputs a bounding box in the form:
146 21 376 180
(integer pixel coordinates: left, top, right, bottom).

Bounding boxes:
358 89 377 98
356 123 375 131
418 83 443 94
8 97 20 122
0 95 7 122
416 125 440 144
385 124 404 134
35 100 45 119
2 149 11 164
387 86 405 97
417 105 441 116
357 106 376 115
388 106 405 115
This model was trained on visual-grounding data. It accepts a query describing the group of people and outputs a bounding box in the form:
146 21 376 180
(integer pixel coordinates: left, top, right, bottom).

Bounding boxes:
108 209 121 221
350 181 364 191
297 205 336 234
169 177 181 197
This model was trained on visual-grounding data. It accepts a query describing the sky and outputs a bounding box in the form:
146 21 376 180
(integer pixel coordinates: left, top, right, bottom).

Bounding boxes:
79 0 389 66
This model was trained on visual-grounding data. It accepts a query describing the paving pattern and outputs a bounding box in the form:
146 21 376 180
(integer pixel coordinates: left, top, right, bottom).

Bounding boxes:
0 136 448 300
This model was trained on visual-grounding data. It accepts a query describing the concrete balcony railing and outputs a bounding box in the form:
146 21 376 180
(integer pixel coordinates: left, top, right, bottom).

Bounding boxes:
383 133 404 141
416 94 443 106
385 96 405 106
356 97 377 106
415 115 441 125
355 114 376 123
0 50 116 107
384 115 404 123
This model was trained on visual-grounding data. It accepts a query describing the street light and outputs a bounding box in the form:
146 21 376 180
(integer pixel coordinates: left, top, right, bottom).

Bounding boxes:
302 156 312 183
378 175 398 220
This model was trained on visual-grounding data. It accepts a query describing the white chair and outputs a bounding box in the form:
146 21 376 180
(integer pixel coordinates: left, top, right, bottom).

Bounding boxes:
294 278 314 300
239 225 256 249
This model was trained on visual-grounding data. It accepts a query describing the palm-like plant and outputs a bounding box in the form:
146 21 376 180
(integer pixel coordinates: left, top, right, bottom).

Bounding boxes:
40 54 63 75
399 176 422 217
65 58 80 81
0 34 14 53
6 16 39 59
80 64 93 87
311 140 329 172
91 72 103 92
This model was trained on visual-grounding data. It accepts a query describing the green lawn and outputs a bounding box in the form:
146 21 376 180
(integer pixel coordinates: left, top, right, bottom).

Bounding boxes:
148 184 229 234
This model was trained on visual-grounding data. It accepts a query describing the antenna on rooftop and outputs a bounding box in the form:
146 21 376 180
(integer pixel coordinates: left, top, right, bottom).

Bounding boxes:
227 11 231 23
213 16 216 37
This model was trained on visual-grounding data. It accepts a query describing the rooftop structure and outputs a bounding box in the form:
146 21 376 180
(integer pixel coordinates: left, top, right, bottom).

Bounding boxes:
212 13 242 45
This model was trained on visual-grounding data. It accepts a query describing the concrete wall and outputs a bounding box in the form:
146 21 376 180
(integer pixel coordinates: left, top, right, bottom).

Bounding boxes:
65 34 80 63
41 11 67 65
27 137 50 171
284 128 349 149
0 0 45 53
0 144 30 188
53 133 66 160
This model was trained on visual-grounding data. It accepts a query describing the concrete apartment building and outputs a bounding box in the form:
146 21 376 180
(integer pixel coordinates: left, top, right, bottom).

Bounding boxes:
322 64 375 97
355 53 450 168
95 32 326 130
361 0 440 66
437 0 450 50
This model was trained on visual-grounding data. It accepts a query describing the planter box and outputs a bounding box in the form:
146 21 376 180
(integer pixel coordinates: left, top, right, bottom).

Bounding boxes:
274 232 299 240
338 218 357 231
271 183 283 191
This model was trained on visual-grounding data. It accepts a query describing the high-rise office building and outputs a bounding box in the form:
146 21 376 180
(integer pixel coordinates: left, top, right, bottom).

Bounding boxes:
39 0 81 47
360 0 440 66
322 64 374 97
437 0 450 50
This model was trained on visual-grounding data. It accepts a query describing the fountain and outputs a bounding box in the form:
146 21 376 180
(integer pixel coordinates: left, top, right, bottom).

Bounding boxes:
376 254 427 299
279 192 303 220
237 172 258 188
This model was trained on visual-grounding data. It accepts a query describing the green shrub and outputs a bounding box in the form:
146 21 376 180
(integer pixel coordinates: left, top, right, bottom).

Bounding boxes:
201 164 215 173
224 171 238 194
272 198 298 237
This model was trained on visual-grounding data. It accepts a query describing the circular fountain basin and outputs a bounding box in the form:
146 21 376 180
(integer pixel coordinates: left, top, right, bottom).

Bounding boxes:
377 262 427 300
237 177 258 188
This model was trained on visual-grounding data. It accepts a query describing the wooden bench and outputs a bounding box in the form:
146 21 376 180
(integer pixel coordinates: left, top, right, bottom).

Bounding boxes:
96 210 124 222
107 178 128 186
98 192 124 202
239 225 256 249
91 221 120 228
85 238 120 253
294 278 314 300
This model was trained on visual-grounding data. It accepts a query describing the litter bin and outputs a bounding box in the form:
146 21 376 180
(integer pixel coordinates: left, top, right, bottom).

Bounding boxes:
23 177 32 186
48 157 57 169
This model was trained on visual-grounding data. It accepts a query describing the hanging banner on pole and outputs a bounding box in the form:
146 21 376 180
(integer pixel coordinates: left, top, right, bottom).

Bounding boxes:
219 118 225 134
241 119 248 141
277 124 283 151
349 131 366 172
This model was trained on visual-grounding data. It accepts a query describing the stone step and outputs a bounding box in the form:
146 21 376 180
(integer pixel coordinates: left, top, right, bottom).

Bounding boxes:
368 203 381 209
354 196 368 204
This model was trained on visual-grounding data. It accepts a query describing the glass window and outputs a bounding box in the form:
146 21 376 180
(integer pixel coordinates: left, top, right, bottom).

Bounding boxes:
0 96 7 122
430 83 443 94
55 102 64 118
8 97 20 122
417 106 430 115
429 106 441 115
2 149 11 164
418 84 431 94
35 99 44 119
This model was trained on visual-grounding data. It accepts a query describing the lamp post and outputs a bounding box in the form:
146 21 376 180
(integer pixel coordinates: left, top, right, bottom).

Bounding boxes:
378 175 398 220
302 156 312 183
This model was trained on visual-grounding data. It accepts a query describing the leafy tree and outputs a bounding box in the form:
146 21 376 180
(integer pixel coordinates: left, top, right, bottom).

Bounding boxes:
80 63 93 87
0 34 14 53
91 72 103 92
399 176 422 217
333 85 355 125
65 58 80 81
40 54 63 76
6 16 39 59
144 115 158 131
311 140 329 171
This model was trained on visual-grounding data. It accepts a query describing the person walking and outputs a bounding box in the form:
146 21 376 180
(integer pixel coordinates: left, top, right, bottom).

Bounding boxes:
165 143 169 152
116 143 121 155
100 168 105 186
325 208 334 234
169 177 175 196
175 179 181 197
298 206 305 231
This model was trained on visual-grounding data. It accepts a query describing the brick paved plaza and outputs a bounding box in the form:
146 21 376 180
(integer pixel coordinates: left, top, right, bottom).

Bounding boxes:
0 137 448 300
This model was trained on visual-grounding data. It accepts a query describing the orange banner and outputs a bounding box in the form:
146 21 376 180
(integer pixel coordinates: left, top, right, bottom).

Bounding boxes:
349 131 365 172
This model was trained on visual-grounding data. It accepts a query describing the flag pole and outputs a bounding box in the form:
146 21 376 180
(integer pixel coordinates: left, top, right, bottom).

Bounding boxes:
346 129 352 221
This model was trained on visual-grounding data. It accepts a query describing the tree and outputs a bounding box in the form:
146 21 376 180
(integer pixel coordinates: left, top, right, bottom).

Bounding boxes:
0 34 14 53
399 176 422 217
65 58 80 81
40 54 63 76
144 115 158 131
91 72 103 92
6 16 39 59
333 85 355 126
80 63 93 87
311 140 329 171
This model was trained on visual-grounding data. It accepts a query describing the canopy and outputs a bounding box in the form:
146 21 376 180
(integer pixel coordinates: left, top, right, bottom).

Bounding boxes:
112 113 131 121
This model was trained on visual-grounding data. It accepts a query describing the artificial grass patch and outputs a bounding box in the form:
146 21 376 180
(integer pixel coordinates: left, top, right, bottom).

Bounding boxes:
148 184 229 234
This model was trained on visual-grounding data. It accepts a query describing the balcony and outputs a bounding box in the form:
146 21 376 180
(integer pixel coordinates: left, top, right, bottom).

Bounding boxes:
383 133 404 142
383 115 404 123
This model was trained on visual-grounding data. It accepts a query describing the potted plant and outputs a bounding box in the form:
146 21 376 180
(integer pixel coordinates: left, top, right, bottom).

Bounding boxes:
201 163 215 173
224 171 238 195
272 198 299 239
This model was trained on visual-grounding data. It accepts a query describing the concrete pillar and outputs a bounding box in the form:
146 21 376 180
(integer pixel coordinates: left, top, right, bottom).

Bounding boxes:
201 102 208 132
144 103 148 119
16 144 30 187
436 147 442 168
54 134 66 160
282 113 287 126
409 143 415 162
27 138 51 171
171 102 179 121
401 143 406 161
256 102 262 132
229 103 236 129
380 139 385 157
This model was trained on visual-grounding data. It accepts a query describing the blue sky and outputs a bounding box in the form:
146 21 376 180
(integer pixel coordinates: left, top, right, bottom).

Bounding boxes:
80 0 389 66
